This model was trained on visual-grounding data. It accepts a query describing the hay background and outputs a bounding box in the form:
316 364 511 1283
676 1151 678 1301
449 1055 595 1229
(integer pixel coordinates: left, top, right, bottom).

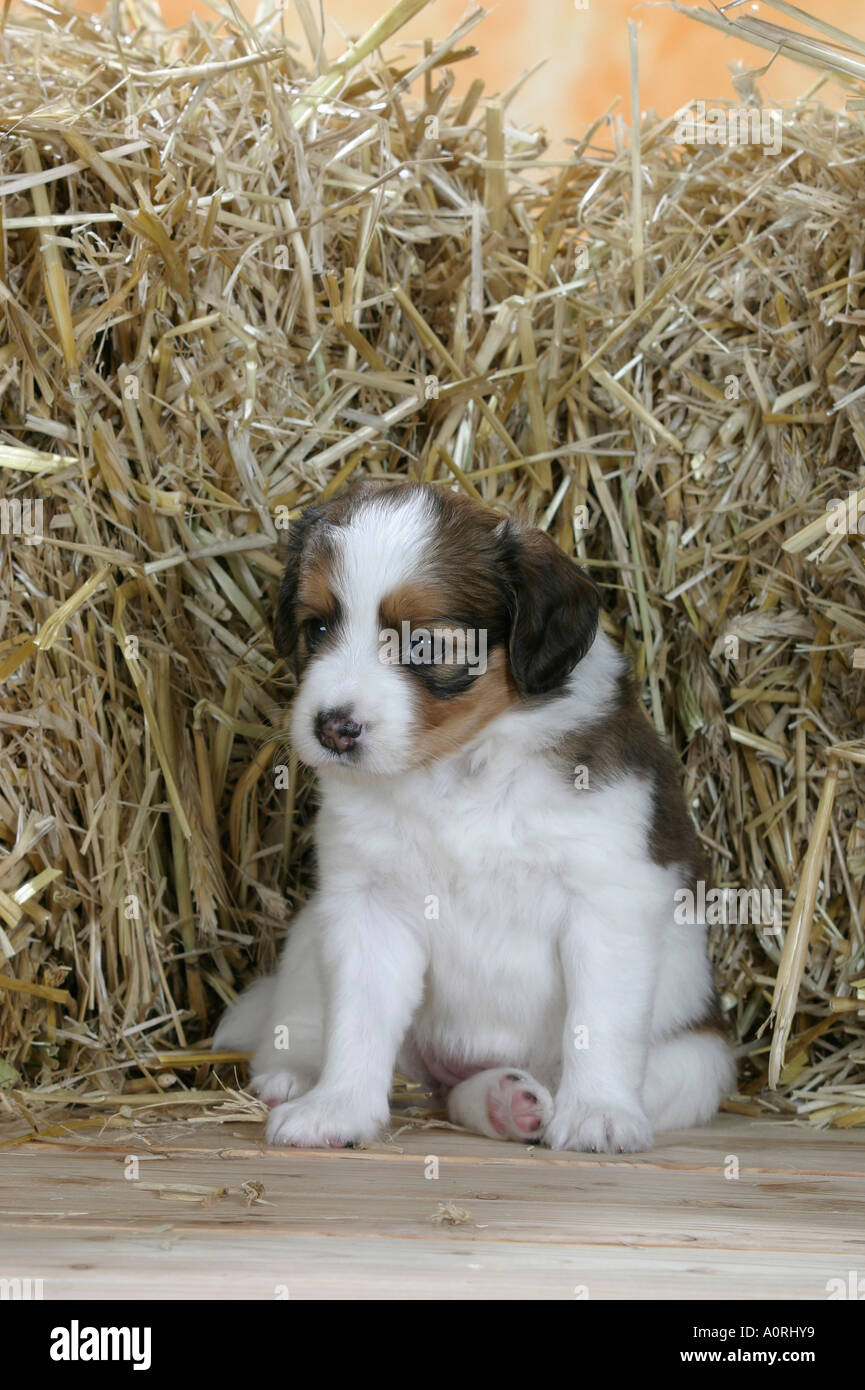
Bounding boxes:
0 0 862 1126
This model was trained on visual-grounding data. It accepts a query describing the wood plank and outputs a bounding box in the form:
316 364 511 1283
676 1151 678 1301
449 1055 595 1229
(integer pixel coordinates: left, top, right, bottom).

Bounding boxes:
4 1112 864 1173
0 1225 853 1300
0 1113 862 1300
1 1151 863 1250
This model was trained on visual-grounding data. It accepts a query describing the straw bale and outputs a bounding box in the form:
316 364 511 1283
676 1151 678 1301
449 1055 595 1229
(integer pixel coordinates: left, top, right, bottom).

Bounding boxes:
0 0 861 1128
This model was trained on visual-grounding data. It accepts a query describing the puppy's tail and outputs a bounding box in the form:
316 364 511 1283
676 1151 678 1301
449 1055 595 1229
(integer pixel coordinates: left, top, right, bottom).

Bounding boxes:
213 974 276 1053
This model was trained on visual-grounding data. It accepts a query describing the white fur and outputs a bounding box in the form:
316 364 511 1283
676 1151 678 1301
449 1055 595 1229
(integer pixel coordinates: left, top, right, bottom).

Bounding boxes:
216 494 734 1151
289 492 438 775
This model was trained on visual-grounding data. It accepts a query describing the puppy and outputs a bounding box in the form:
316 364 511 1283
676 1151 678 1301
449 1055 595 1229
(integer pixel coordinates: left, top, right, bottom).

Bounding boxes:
215 481 734 1151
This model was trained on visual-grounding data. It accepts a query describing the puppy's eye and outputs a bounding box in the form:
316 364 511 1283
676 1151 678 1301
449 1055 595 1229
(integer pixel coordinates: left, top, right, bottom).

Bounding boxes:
303 617 328 649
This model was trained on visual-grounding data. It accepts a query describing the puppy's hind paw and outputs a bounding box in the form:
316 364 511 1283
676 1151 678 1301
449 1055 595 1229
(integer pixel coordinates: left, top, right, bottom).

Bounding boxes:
447 1067 553 1142
488 1071 553 1140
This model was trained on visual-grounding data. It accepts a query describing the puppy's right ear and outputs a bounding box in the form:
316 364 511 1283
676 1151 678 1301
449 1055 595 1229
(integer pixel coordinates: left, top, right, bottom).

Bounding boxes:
273 506 323 664
500 521 600 697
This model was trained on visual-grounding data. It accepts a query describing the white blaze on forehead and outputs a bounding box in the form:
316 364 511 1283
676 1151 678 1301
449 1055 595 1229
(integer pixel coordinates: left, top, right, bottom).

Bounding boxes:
328 490 438 621
289 489 436 774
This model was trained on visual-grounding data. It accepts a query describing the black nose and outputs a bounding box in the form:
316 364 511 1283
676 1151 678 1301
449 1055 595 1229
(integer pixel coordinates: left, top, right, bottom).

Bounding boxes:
315 708 363 754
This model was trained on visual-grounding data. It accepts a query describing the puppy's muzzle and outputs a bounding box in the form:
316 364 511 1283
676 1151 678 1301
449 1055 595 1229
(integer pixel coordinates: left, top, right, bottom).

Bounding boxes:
315 708 363 755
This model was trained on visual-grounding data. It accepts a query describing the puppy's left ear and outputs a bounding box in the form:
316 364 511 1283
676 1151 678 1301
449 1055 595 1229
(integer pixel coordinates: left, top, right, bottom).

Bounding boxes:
500 522 600 697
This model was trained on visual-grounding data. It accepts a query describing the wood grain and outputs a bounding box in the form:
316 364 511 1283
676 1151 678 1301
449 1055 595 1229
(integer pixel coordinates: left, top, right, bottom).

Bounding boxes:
0 1114 862 1299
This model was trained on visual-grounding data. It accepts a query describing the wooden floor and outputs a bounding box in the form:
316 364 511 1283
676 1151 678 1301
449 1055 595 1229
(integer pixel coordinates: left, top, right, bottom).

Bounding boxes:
1 1111 863 1299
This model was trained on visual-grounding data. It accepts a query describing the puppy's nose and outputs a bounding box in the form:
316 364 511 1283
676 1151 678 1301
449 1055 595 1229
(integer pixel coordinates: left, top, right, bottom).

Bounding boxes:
315 708 363 754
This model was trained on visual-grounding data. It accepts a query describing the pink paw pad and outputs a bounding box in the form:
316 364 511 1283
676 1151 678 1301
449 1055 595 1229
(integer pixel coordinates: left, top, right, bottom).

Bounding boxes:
487 1072 547 1138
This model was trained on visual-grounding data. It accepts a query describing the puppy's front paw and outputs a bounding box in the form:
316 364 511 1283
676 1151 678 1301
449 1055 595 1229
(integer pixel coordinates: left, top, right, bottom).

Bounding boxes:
545 1100 653 1154
265 1087 387 1149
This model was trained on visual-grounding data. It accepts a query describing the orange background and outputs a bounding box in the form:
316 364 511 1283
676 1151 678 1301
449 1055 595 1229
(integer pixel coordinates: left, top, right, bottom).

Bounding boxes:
78 1 856 149
84 1 856 139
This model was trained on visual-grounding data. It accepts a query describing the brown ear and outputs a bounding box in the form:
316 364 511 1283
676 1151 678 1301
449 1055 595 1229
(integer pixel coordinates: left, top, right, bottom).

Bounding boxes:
273 506 324 662
500 523 600 697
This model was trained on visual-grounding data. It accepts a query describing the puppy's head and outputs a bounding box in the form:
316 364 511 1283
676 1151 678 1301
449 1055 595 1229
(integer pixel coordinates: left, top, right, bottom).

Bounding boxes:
275 481 598 774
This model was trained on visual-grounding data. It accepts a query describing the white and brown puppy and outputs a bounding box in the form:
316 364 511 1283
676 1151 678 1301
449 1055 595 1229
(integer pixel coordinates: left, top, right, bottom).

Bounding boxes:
216 481 734 1151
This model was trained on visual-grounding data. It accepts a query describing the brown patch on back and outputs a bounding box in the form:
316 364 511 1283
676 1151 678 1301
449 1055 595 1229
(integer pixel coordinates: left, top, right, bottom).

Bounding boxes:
411 647 518 764
557 671 704 878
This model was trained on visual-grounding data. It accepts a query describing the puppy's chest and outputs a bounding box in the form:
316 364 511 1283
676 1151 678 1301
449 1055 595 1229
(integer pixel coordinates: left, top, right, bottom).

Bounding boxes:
326 764 585 934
